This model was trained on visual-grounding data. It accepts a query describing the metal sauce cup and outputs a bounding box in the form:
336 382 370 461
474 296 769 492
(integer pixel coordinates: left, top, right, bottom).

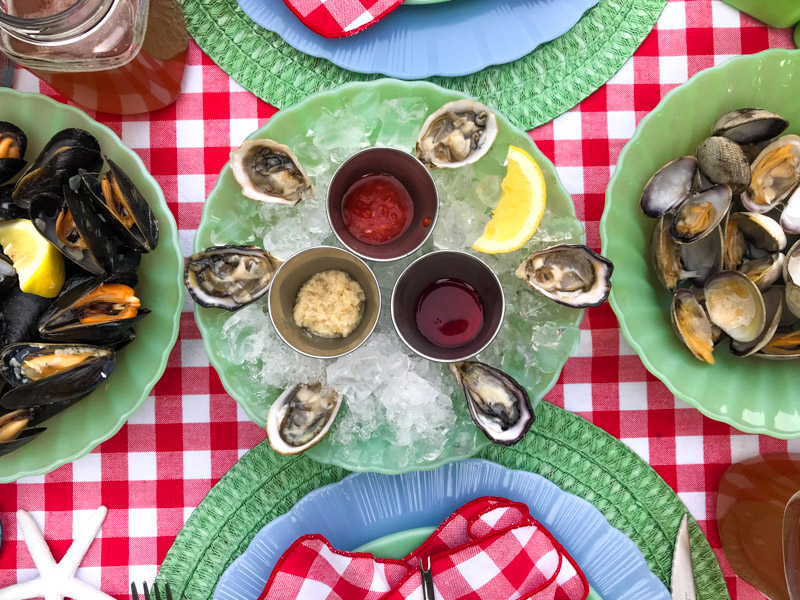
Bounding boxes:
268 246 381 359
327 147 438 262
391 250 504 362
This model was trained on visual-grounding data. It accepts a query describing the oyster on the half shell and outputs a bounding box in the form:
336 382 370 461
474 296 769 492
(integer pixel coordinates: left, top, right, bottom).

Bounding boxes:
416 99 498 169
230 139 314 205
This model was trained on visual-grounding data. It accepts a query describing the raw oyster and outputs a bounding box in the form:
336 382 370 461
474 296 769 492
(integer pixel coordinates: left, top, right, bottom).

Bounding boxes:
448 361 533 446
184 245 282 311
515 244 613 308
416 99 498 168
230 139 314 205
265 383 342 455
671 289 715 364
741 135 800 213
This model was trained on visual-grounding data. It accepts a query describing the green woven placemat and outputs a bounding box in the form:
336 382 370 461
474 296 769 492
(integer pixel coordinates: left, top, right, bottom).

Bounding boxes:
178 0 667 130
156 401 729 600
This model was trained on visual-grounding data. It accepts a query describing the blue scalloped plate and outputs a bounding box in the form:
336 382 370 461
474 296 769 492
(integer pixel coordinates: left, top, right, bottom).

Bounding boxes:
235 0 601 79
213 459 669 600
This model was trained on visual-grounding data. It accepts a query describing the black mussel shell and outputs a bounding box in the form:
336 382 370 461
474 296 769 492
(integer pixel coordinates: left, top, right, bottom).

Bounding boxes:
80 159 159 252
0 253 16 298
28 188 114 276
38 274 149 344
0 343 115 407
12 129 102 209
0 423 45 457
111 240 142 275
0 122 27 185
0 185 25 221
0 287 53 348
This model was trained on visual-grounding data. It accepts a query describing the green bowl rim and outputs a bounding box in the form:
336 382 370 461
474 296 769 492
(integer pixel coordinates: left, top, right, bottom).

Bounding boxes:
601 48 799 438
0 88 184 481
193 77 584 474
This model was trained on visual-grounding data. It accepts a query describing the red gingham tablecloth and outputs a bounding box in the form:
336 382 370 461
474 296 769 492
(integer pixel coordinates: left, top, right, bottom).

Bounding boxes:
0 1 796 598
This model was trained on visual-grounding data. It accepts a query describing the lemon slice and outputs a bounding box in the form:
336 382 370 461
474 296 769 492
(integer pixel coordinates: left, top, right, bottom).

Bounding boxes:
0 219 65 298
471 145 547 254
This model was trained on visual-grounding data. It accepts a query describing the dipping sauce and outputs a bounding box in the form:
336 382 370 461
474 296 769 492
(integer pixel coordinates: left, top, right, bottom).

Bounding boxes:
341 174 414 245
293 269 365 338
415 278 484 348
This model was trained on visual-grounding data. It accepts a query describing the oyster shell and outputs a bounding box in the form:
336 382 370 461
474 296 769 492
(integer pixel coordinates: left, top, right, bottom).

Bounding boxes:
741 135 800 213
671 289 715 364
448 361 533 446
515 244 613 308
184 245 282 311
416 100 498 169
230 140 314 205
265 383 342 455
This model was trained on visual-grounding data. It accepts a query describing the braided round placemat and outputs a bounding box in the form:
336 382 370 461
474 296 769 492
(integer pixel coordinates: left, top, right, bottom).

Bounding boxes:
178 0 667 130
156 401 729 600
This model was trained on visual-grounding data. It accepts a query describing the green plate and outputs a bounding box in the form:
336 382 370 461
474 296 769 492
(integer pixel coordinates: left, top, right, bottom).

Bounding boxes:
601 49 800 438
355 527 603 600
193 79 584 474
0 90 184 482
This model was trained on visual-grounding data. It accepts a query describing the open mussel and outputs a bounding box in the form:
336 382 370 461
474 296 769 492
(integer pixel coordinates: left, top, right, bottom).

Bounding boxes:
449 361 533 446
0 122 27 185
29 187 115 276
0 253 16 298
0 184 24 221
0 343 115 408
38 275 149 344
671 290 715 364
185 245 282 310
266 383 342 455
230 140 314 205
12 129 102 209
515 244 613 308
669 184 731 243
79 158 159 252
0 408 44 458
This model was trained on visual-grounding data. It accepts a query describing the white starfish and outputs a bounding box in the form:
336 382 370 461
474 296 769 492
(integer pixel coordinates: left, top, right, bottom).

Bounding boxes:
0 506 115 600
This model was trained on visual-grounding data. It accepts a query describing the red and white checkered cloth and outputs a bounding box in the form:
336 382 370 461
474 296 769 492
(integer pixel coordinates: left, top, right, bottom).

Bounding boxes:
258 497 588 600
283 0 404 38
0 2 797 599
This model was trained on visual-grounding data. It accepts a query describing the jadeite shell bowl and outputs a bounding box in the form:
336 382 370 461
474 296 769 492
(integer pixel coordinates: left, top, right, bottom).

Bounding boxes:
601 50 800 438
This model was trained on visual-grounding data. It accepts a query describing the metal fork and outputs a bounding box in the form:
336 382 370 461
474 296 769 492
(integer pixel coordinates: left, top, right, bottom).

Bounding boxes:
131 582 173 600
419 556 435 600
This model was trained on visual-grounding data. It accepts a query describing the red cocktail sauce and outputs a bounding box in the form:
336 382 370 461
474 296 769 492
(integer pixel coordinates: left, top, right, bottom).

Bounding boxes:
341 174 414 245
415 278 484 348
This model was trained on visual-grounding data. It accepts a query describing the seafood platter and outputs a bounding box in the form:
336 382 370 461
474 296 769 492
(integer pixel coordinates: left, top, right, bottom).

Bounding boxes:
0 89 182 479
190 81 614 472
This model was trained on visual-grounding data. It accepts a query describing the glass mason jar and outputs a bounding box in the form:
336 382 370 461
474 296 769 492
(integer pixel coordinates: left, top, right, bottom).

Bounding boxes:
0 0 188 114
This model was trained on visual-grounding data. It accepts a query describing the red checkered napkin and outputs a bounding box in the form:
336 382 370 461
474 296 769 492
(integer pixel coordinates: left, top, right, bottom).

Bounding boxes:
258 497 589 600
283 0 405 38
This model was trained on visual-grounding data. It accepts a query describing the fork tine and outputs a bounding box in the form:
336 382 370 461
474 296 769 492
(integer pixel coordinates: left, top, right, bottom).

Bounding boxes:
165 583 173 600
143 582 151 600
131 583 140 600
154 583 162 600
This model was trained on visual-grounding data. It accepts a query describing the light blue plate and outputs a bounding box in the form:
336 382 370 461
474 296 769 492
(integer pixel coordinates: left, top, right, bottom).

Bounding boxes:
235 0 601 79
213 459 669 600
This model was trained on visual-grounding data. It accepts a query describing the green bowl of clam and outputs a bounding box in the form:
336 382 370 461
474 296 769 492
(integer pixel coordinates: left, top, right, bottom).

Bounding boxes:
602 49 800 438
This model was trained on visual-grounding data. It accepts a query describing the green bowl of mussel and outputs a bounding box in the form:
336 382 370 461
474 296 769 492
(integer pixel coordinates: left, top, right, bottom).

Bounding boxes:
602 49 800 438
0 89 183 482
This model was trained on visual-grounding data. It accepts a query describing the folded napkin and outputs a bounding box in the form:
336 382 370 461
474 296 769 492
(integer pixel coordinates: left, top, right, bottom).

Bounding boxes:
283 0 405 38
258 496 589 600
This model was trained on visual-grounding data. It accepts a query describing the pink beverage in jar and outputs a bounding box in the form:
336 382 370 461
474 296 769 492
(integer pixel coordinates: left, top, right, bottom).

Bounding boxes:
0 0 188 114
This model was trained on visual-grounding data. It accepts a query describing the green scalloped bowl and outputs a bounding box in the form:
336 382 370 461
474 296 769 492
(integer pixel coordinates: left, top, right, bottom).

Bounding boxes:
0 90 184 482
193 79 584 474
602 49 800 438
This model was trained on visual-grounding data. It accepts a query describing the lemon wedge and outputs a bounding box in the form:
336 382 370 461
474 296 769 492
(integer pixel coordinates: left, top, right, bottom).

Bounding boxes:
0 219 65 298
471 145 546 254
